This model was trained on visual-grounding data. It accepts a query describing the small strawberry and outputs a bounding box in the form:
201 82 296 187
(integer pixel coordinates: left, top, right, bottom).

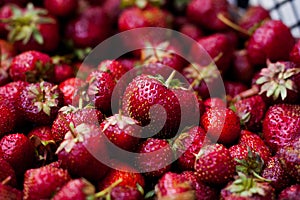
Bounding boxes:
0 133 35 176
23 165 70 200
0 178 22 200
290 40 300 66
247 20 295 66
0 97 16 137
17 81 63 125
53 63 74 84
9 50 53 82
118 7 149 32
179 23 204 40
52 178 96 200
56 123 109 182
201 107 241 145
231 49 254 84
225 81 248 99
262 104 300 152
98 60 129 80
44 0 78 17
58 77 86 106
194 144 235 185
278 184 300 200
136 138 173 178
0 158 17 187
203 97 226 110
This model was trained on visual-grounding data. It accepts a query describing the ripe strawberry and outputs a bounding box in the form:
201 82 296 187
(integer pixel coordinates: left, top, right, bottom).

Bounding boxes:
203 97 226 110
0 158 17 187
0 181 22 200
52 178 96 200
122 73 181 138
262 156 291 191
229 144 249 165
23 165 70 200
155 172 196 200
187 0 230 31
101 113 140 151
225 81 248 98
56 123 109 182
0 97 16 137
231 50 254 84
87 71 116 116
0 133 35 176
0 81 28 107
17 81 63 125
179 23 204 40
58 77 86 106
263 104 300 152
44 0 78 17
220 172 275 200
278 184 300 200
3 3 60 52
136 138 173 178
247 20 295 66
118 7 149 32
53 63 74 84
194 144 235 185
110 186 143 200
234 95 267 131
201 107 240 145
173 126 209 171
290 40 300 66
98 60 129 80
9 51 53 82
278 137 300 182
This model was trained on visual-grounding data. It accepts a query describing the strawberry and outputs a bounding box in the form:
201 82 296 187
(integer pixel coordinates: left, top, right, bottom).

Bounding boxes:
101 113 140 151
229 144 249 165
136 138 173 178
290 40 300 66
0 97 16 137
234 95 267 132
201 107 241 145
187 0 230 31
0 39 16 86
262 156 292 191
52 178 96 200
3 3 60 52
0 180 22 200
44 0 78 17
87 71 116 116
58 77 86 106
155 172 196 200
53 63 74 84
0 81 28 107
278 184 300 200
110 186 143 200
179 23 204 40
247 20 295 66
277 137 300 182
0 158 17 187
194 144 235 185
122 73 181 139
17 81 63 125
173 126 209 171
9 51 53 82
203 97 226 110
0 133 35 176
225 81 248 98
118 7 149 32
23 165 70 200
262 104 300 152
231 50 254 84
98 60 129 80
56 123 109 182
220 172 275 200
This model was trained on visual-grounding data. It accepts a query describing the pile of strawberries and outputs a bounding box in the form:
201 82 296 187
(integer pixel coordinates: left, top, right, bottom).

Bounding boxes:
0 0 299 199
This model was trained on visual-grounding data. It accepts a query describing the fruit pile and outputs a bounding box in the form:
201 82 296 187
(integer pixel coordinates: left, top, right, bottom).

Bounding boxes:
0 0 299 199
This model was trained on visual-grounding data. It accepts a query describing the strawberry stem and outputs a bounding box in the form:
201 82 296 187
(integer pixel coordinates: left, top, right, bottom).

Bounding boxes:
233 85 259 101
165 70 176 88
1 176 11 185
94 178 123 198
217 13 251 36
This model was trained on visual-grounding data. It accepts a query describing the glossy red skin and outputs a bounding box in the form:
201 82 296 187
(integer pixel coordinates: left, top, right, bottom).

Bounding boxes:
231 50 254 84
58 78 85 106
0 158 17 187
247 20 295 66
262 156 292 191
290 40 300 66
136 138 172 178
118 7 149 32
23 166 70 200
0 98 16 137
194 144 235 186
0 183 23 200
53 64 74 84
97 60 128 80
203 97 226 110
110 186 143 200
229 144 248 166
263 104 300 153
9 51 53 82
0 133 36 176
44 0 78 17
174 126 209 171
224 81 248 98
201 108 241 145
0 81 28 106
187 0 229 31
278 184 300 200
179 23 204 40
239 130 271 163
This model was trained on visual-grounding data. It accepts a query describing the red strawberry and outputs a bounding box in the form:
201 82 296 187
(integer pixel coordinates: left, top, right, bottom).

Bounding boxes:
220 172 275 200
9 51 53 82
203 97 226 110
3 3 60 52
0 158 17 187
87 71 116 116
225 81 248 98
179 23 204 40
234 95 267 132
262 156 292 191
56 123 109 182
23 165 70 200
155 172 196 200
247 20 295 66
201 107 241 145
0 81 28 107
0 180 22 200
0 97 16 137
44 0 78 17
173 126 209 171
17 81 63 125
98 60 129 80
110 186 143 200
0 39 16 86
136 138 173 178
0 133 35 176
262 104 300 152
53 63 74 84
290 40 300 66
231 49 254 84
278 184 300 200
194 144 235 185
52 178 95 200
278 137 300 182
58 77 86 106
118 7 149 32
101 113 140 151
229 144 249 165
187 0 230 31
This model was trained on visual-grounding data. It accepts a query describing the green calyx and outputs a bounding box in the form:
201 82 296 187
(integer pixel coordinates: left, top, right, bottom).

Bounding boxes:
148 70 183 89
121 0 165 9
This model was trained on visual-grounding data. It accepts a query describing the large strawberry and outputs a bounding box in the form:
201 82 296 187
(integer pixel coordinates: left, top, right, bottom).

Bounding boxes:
44 0 78 17
0 81 28 107
262 104 300 152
